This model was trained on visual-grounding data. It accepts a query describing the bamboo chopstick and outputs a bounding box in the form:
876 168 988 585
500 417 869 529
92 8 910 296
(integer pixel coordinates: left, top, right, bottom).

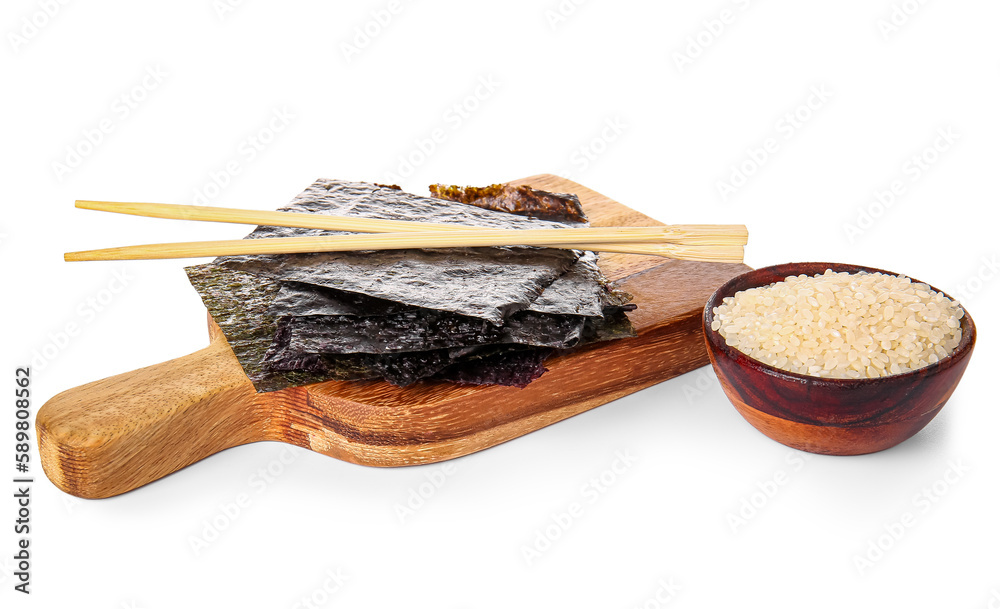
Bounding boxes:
68 199 747 263
64 230 744 263
74 200 749 246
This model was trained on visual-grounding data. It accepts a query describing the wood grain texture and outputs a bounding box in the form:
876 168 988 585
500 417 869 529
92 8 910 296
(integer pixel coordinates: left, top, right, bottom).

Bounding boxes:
703 262 977 455
37 174 750 498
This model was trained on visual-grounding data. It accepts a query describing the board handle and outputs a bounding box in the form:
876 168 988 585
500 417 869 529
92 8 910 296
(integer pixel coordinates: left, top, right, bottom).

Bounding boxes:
36 340 263 499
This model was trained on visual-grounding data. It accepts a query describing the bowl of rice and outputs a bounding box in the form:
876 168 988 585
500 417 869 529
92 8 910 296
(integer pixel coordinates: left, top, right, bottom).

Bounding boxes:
703 262 976 455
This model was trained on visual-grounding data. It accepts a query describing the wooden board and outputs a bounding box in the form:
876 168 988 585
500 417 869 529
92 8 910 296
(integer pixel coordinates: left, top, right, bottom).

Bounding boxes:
36 175 750 498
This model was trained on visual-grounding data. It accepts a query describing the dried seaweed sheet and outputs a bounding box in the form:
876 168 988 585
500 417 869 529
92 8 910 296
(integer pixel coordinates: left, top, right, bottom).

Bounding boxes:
434 346 553 388
252 182 623 319
184 264 380 392
259 339 553 388
270 266 608 318
216 179 586 323
268 281 409 317
365 349 466 386
223 246 575 325
583 307 638 343
185 263 468 389
187 263 586 390
185 179 638 392
188 261 634 391
265 309 586 356
270 312 503 355
263 348 459 388
238 179 620 321
525 251 606 316
428 184 626 317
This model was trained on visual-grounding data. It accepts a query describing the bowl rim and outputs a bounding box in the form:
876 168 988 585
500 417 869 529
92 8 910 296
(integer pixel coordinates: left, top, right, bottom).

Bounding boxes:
702 261 977 387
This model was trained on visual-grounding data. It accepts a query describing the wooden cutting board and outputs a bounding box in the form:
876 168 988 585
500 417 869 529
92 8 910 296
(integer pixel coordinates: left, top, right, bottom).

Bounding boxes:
36 175 750 498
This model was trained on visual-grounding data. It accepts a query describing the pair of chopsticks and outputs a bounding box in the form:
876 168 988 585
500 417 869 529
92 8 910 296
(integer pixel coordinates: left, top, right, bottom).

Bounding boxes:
64 200 748 263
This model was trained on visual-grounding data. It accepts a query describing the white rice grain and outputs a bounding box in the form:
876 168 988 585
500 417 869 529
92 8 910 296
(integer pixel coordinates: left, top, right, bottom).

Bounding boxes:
711 270 963 378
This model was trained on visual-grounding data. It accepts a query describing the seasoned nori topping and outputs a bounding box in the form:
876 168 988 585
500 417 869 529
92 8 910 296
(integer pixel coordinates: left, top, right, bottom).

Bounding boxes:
430 183 588 224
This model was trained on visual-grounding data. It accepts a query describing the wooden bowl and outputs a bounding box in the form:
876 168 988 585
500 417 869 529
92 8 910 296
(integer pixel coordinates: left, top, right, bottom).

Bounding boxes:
703 262 976 455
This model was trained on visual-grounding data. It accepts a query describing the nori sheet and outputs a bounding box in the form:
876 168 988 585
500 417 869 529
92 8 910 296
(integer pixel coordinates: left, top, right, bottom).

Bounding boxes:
525 251 606 316
268 281 409 317
186 263 577 390
433 346 553 388
428 184 630 317
216 179 585 324
583 307 638 343
253 183 634 319
257 338 556 389
187 261 636 391
270 265 609 318
269 311 503 355
185 179 638 392
366 350 461 386
262 347 460 388
264 308 587 356
184 264 380 391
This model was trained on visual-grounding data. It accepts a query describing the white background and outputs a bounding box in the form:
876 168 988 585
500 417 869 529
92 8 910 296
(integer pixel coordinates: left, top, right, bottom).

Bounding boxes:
2 0 998 607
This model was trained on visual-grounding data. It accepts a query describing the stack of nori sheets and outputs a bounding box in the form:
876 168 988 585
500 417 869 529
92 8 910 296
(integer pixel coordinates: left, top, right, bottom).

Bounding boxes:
185 179 637 392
